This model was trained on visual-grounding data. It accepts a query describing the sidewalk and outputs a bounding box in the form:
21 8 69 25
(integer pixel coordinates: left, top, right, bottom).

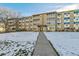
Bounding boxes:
33 32 58 56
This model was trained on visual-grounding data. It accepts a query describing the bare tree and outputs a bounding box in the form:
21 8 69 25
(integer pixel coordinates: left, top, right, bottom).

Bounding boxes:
0 7 21 19
0 7 21 32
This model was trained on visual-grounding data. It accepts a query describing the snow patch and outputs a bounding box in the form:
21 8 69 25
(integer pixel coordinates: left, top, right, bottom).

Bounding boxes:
0 32 38 56
45 32 79 56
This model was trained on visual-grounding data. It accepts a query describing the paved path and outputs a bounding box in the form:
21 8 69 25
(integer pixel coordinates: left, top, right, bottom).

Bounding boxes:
33 32 59 56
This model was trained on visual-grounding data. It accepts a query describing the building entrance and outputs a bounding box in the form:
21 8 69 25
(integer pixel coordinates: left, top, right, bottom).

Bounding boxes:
38 25 47 32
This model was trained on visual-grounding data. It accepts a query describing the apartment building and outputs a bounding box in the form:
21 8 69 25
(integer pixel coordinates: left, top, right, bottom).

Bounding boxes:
31 10 79 32
32 10 79 32
56 12 64 31
0 20 5 32
0 9 79 32
24 17 29 31
32 12 58 32
63 12 71 31
18 17 25 31
29 16 33 31
61 10 79 32
40 13 47 31
73 10 79 31
24 16 33 31
32 13 48 32
46 12 57 31
6 18 18 32
32 14 42 31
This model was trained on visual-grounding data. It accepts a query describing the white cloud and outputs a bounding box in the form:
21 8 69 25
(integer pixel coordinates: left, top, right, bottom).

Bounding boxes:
56 4 79 12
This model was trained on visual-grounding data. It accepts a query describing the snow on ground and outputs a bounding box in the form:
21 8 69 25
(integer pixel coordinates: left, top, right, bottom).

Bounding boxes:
0 32 38 56
0 32 38 42
45 32 79 56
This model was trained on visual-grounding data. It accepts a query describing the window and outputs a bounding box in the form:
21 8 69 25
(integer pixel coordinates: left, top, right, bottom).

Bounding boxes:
74 11 79 15
57 23 60 25
64 17 70 20
74 17 79 20
66 24 68 26
74 22 79 24
47 18 55 21
12 28 16 30
64 12 70 15
74 12 79 14
47 22 50 24
76 19 78 20
48 13 53 16
64 22 70 24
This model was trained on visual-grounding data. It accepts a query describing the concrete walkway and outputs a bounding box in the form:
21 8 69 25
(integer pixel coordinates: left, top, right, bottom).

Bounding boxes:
33 32 59 56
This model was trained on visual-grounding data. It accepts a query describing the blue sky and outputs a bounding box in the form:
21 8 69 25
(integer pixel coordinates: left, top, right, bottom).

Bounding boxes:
0 3 76 16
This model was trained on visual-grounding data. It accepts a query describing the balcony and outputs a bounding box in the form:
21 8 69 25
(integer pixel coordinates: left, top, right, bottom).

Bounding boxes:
74 22 79 24
64 24 70 28
64 20 70 23
64 22 70 24
33 19 40 21
74 18 79 22
64 15 70 17
74 14 79 17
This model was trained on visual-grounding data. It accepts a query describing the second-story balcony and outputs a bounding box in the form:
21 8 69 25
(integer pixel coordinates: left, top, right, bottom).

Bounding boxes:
64 20 70 22
74 18 79 22
64 15 70 17
64 24 70 28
